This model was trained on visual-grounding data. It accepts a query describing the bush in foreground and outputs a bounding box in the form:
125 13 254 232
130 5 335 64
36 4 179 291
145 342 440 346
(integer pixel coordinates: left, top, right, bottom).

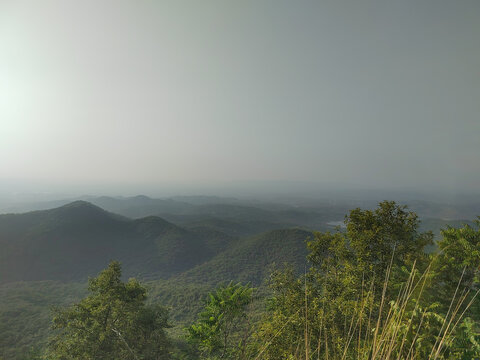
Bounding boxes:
47 261 171 360
254 202 480 360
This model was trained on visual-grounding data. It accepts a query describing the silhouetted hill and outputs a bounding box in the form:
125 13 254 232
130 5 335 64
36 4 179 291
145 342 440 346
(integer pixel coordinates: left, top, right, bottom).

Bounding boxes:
89 195 194 218
0 195 334 230
0 202 232 283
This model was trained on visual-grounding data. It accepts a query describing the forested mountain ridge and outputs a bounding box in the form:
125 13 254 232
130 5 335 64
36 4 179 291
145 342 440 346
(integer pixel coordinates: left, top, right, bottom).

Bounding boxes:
0 200 477 359
174 228 312 285
0 200 317 286
0 199 473 284
0 195 343 231
0 202 318 358
0 201 234 283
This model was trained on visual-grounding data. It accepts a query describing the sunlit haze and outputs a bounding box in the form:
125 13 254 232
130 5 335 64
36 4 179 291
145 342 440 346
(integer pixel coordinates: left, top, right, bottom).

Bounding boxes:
1 0 479 197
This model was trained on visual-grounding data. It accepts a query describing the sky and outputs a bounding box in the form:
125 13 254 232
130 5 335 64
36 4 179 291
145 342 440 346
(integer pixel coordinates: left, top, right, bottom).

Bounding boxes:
0 0 479 197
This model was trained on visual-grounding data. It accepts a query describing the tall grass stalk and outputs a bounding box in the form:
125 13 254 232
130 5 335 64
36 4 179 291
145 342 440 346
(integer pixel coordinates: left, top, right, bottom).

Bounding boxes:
255 258 479 360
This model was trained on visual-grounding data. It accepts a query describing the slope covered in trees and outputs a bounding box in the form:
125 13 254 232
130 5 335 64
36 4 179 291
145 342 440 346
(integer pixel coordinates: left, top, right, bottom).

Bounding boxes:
0 200 478 359
175 228 312 285
0 201 234 283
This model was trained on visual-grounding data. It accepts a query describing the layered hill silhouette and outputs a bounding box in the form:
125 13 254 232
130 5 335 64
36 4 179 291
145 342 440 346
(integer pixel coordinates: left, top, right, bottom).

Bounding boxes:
0 201 318 358
1 195 338 235
0 201 316 284
0 201 235 283
0 199 476 359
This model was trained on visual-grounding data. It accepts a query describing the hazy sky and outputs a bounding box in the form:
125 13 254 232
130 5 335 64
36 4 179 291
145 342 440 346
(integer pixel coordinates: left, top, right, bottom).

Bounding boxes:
1 0 479 196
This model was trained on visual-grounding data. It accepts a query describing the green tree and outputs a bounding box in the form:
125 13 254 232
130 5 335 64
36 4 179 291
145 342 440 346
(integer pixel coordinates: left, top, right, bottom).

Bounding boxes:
254 204 480 359
187 282 253 359
433 219 480 299
255 201 436 359
427 220 480 358
47 261 171 360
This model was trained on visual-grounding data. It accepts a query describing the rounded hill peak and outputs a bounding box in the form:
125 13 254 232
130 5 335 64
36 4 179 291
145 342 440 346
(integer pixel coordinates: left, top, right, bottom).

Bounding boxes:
57 200 106 214
52 201 126 223
62 200 99 208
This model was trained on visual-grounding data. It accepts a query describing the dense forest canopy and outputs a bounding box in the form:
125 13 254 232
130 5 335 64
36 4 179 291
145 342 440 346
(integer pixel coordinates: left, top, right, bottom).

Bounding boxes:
2 201 478 359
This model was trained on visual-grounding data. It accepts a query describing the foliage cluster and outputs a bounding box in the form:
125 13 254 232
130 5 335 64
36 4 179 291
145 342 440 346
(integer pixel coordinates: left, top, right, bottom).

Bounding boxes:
3 201 480 360
187 282 253 359
254 202 480 359
47 261 171 360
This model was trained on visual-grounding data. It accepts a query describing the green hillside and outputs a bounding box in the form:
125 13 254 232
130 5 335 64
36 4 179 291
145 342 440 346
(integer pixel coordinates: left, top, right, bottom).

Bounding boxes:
0 201 232 283
1 200 478 359
176 228 312 285
0 205 313 359
182 217 299 237
147 228 312 330
0 281 86 359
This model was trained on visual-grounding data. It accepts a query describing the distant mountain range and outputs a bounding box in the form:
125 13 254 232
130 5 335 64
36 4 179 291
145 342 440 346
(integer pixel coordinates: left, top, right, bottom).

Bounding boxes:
0 200 318 284
0 198 477 359
0 201 233 283
2 193 478 223
1 198 475 284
